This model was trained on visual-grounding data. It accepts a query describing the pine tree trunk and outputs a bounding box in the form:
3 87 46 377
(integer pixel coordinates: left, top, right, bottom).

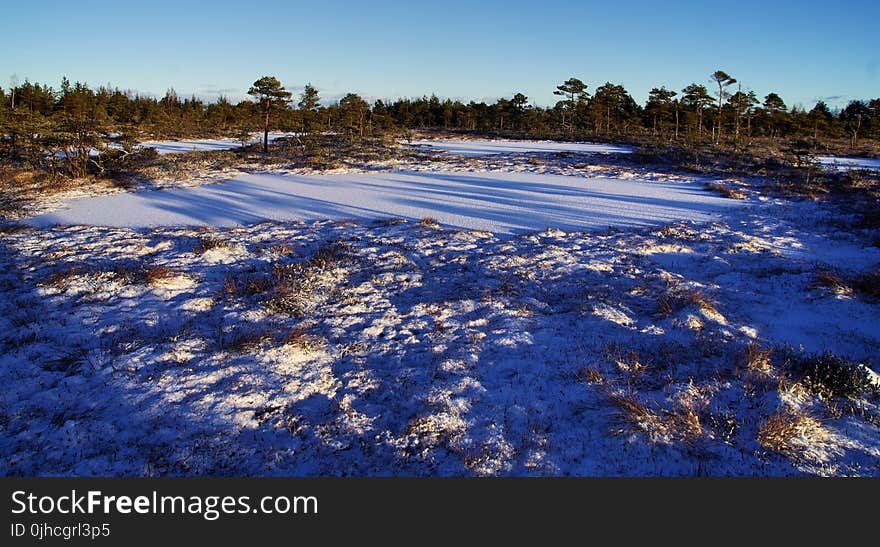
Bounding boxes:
263 100 270 154
674 107 679 140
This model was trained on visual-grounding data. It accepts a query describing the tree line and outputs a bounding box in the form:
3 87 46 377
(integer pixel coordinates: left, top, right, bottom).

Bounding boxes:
1 72 878 177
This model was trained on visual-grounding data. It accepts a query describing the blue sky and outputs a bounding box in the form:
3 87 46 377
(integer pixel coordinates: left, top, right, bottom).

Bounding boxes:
2 0 877 109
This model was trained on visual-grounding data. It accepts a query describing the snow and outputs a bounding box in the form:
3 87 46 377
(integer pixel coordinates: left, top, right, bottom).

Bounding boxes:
4 137 880 477
50 133 298 158
141 133 297 155
26 171 740 234
409 138 634 156
817 155 880 171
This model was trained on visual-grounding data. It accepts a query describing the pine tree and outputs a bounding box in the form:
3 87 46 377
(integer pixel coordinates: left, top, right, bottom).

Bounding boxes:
645 87 677 138
247 76 292 153
681 84 713 140
298 83 320 137
762 92 787 140
553 78 588 136
710 70 736 144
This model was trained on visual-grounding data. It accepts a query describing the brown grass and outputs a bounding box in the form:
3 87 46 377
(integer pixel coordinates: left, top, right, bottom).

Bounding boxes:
420 217 441 229
668 400 704 443
809 270 851 294
143 265 178 285
705 181 747 200
267 243 296 257
578 366 604 384
738 342 774 376
656 288 718 317
757 408 829 456
195 236 231 254
40 265 86 287
607 391 668 440
222 327 272 353
283 327 326 352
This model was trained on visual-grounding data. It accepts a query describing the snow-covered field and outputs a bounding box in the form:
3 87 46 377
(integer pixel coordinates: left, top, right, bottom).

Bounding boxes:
2 138 879 477
27 171 740 234
817 155 880 171
410 138 633 156
141 133 297 155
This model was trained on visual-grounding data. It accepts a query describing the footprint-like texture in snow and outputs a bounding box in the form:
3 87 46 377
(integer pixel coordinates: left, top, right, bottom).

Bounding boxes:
27 171 743 234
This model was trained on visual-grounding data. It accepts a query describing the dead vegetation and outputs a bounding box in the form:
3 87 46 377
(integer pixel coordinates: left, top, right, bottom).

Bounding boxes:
656 287 718 317
420 216 441 229
705 181 747 200
39 261 183 289
194 235 232 254
283 327 327 352
757 408 830 457
262 242 354 317
809 270 851 294
809 267 880 300
606 387 707 446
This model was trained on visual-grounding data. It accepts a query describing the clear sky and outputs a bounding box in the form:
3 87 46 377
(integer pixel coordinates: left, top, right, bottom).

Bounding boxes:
2 0 877 110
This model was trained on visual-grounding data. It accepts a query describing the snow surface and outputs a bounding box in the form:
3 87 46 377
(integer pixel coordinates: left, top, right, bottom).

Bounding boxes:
410 138 634 156
4 137 880 477
817 155 880 171
26 171 740 234
141 133 297 155
3 195 879 476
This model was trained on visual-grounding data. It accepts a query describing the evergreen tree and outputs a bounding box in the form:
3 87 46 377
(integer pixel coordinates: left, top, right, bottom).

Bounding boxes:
247 76 292 153
298 83 321 137
762 92 787 139
553 78 589 136
681 84 713 140
710 70 736 143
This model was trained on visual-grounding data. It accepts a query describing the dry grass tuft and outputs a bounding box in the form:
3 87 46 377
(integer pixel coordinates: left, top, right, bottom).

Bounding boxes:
809 270 851 294
757 408 829 456
40 265 86 287
607 390 668 440
222 272 274 298
267 243 296 257
143 265 178 285
222 327 272 353
195 236 231 254
283 327 327 352
263 242 353 316
705 181 747 199
420 217 441 229
738 342 774 376
657 288 718 317
667 385 709 444
578 366 604 384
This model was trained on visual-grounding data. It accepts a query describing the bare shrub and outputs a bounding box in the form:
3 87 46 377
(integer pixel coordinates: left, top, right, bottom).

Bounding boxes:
757 408 829 456
793 352 877 401
263 242 354 316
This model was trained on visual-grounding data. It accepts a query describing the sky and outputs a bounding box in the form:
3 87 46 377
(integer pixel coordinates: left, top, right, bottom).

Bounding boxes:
2 0 877 110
